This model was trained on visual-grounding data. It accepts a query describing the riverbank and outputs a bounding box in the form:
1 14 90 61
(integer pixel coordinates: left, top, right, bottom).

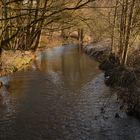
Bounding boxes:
83 40 140 119
0 50 35 77
0 35 65 80
83 39 111 62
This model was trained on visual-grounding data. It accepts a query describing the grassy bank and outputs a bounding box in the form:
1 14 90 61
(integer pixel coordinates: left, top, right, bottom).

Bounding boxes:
0 50 35 77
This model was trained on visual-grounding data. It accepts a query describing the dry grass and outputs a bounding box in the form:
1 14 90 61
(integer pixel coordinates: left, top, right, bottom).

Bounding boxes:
39 35 63 48
1 50 35 76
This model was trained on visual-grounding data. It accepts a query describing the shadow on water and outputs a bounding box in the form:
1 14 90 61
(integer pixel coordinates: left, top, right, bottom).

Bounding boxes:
0 45 140 140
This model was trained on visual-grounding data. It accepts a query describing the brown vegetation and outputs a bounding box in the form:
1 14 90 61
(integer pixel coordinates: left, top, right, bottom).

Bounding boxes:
0 50 34 76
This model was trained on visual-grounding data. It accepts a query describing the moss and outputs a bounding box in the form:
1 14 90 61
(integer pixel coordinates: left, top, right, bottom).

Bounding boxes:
7 65 18 73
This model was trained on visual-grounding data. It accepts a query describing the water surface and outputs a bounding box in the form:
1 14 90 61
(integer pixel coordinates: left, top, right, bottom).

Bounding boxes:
0 45 140 140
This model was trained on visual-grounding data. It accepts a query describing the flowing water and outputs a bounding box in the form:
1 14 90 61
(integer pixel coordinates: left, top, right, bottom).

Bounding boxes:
0 45 140 140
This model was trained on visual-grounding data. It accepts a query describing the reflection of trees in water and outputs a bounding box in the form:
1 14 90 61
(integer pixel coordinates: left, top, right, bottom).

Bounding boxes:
33 52 48 71
0 87 10 106
0 77 25 120
34 49 63 73
61 50 100 88
62 50 82 84
34 47 100 88
0 86 15 122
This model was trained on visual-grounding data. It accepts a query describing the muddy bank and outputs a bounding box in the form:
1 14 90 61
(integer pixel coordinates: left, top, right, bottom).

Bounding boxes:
83 41 140 119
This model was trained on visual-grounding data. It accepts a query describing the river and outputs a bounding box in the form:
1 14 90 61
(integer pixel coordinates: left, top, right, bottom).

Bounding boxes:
0 45 140 140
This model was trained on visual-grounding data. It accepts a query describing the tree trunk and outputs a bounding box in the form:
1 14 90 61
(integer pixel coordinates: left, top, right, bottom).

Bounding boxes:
78 28 84 50
121 0 136 65
111 0 118 54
